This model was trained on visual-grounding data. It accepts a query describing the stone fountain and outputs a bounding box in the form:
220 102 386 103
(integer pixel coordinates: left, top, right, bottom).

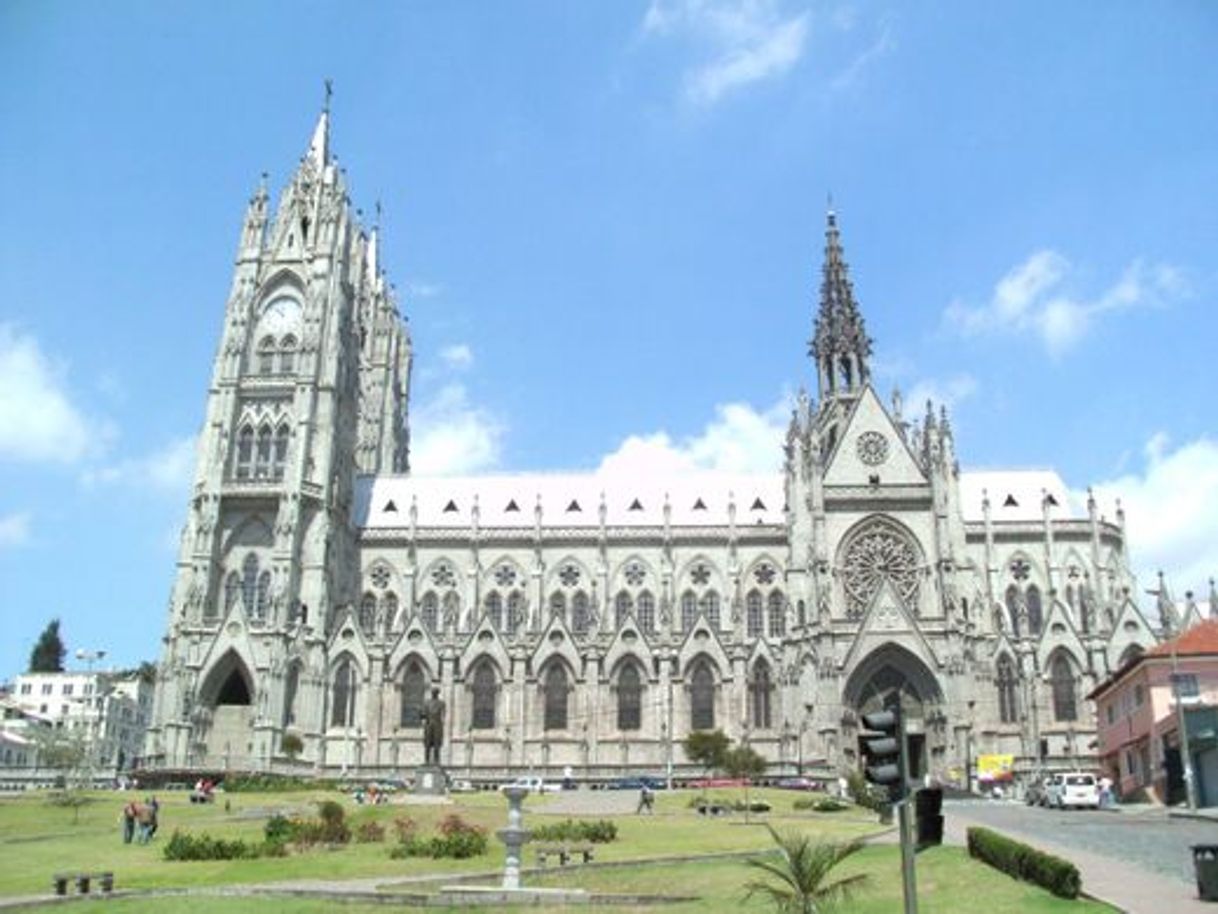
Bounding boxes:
496 785 531 889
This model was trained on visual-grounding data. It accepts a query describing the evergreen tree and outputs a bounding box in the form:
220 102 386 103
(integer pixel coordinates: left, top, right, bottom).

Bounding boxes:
28 618 66 672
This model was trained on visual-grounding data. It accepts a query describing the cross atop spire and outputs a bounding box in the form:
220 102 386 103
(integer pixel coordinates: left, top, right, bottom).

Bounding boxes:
809 208 873 400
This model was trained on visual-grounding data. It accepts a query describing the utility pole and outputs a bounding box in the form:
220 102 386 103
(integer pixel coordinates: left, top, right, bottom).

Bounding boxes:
897 715 918 914
1171 644 1199 811
860 708 918 914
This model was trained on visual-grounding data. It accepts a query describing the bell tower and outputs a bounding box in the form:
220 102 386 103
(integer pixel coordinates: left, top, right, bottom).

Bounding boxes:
146 98 411 768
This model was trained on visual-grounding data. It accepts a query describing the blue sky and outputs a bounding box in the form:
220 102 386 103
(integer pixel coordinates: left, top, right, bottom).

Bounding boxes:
1 1 1216 677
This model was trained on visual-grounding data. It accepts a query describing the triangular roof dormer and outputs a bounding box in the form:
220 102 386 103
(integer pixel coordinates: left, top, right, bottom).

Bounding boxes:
603 617 657 683
530 613 585 683
385 619 442 681
457 619 513 684
675 613 733 681
840 577 940 675
1035 598 1086 669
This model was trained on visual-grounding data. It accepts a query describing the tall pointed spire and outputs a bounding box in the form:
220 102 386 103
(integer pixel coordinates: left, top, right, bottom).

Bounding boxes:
306 79 332 171
809 208 873 400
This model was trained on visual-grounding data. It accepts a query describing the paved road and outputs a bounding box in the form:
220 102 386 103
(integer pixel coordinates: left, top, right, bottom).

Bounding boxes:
945 800 1218 913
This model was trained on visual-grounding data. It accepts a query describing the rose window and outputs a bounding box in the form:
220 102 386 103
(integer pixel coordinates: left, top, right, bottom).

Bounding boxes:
690 563 711 586
558 563 581 587
370 565 391 589
624 562 646 587
842 522 920 617
431 563 456 587
494 563 517 587
856 431 889 467
753 562 776 586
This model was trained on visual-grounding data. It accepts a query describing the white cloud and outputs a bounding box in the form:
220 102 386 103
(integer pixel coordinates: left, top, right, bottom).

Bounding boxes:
597 396 790 478
80 435 197 496
643 0 810 106
439 344 474 372
901 374 977 421
0 511 31 548
405 280 444 300
410 384 505 476
1081 434 1218 596
944 251 1186 357
830 16 894 91
0 324 113 463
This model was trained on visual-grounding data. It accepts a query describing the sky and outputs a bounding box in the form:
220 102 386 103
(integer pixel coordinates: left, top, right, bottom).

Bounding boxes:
1 1 1216 678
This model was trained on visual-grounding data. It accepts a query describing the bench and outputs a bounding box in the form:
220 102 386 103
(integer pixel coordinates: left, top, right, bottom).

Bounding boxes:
51 872 114 896
534 844 595 867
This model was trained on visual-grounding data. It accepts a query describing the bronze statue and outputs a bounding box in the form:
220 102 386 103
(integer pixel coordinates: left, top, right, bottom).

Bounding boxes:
422 687 445 766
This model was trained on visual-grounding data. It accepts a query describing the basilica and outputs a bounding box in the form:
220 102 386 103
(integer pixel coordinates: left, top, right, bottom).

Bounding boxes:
144 108 1170 783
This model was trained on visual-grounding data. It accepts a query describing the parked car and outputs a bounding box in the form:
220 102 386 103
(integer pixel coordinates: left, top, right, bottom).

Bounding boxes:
1024 775 1051 806
1039 774 1064 807
608 775 666 791
498 776 561 794
1054 772 1100 810
690 777 749 788
448 778 476 793
774 777 820 791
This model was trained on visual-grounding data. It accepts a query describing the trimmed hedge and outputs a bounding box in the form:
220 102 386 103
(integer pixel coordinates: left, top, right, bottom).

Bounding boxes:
163 830 286 861
530 819 618 844
389 813 489 860
966 826 1081 899
793 796 849 812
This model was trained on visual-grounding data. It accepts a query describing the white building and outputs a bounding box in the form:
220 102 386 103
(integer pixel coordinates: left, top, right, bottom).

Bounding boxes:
145 106 1168 782
7 671 153 772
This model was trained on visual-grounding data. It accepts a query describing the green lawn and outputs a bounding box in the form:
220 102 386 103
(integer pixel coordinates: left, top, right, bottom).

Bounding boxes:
0 787 1114 913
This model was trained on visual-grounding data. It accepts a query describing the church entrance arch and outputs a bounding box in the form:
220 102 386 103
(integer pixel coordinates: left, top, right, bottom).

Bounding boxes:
197 650 255 767
843 644 943 781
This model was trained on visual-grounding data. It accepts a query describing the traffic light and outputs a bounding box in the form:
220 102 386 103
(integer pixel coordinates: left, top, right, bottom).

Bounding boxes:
860 709 906 802
915 786 944 849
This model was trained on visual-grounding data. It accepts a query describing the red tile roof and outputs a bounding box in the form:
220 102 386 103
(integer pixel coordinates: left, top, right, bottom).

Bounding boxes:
1147 619 1218 657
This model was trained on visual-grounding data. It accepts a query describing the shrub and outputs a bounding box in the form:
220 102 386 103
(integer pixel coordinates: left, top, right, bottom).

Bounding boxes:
355 820 386 843
530 819 618 844
223 774 326 793
793 796 849 813
315 800 351 844
163 830 285 861
390 814 488 859
844 770 889 813
966 826 1081 899
264 814 295 844
391 815 417 843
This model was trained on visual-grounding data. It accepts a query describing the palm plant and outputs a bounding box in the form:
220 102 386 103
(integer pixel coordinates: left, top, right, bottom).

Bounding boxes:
744 826 871 914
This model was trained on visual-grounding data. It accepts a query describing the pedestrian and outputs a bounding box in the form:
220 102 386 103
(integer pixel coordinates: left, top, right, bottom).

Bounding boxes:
1099 776 1113 809
637 784 654 815
120 802 136 844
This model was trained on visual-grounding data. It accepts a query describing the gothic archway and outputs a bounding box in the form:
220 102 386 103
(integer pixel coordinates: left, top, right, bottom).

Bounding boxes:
196 650 256 767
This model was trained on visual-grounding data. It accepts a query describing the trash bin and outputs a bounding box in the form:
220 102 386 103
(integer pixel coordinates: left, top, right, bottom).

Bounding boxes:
1192 845 1218 901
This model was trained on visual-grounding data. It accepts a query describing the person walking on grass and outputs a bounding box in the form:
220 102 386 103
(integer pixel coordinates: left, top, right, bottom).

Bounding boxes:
637 783 655 814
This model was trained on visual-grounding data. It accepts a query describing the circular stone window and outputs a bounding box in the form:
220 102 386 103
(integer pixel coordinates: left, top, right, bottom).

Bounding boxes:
856 431 889 466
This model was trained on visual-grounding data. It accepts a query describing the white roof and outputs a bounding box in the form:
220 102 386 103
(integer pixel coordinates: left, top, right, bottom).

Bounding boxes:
958 469 1082 522
355 472 786 530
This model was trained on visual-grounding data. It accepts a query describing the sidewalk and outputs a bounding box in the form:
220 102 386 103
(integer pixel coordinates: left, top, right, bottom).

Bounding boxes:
946 809 1212 914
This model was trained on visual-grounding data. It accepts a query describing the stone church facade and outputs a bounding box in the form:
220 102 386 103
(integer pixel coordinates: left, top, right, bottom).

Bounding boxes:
144 109 1165 783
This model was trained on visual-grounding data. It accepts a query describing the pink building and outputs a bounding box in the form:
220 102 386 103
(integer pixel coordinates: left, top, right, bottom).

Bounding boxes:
1089 620 1218 806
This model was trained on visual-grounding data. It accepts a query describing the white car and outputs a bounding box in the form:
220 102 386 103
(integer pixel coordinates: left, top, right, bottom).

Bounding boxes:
498 776 561 794
1055 772 1099 810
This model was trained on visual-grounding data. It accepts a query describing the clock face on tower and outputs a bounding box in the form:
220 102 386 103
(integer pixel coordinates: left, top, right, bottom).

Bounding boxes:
259 297 301 336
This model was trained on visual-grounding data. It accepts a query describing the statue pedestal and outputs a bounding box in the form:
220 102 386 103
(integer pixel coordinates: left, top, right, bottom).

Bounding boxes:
413 765 448 796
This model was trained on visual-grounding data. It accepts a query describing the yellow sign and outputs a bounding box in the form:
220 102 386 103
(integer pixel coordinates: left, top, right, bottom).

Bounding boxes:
977 754 1015 782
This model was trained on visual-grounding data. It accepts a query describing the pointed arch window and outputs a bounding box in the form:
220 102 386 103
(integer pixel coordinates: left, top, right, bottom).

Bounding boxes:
472 663 497 729
442 591 461 630
254 570 271 623
615 591 632 630
235 426 254 479
279 335 297 375
690 660 715 731
485 592 503 631
767 591 786 637
751 659 773 729
1005 585 1021 637
241 553 259 613
543 665 568 730
273 424 290 481
1051 654 1077 722
282 663 300 727
224 571 240 614
507 591 525 634
617 664 642 731
637 590 655 634
746 590 764 638
549 592 567 625
700 591 721 630
420 592 439 633
383 592 398 630
331 657 358 727
1027 585 1044 636
254 424 273 479
681 590 698 633
996 655 1019 724
258 337 276 376
359 593 377 633
400 660 426 728
572 591 591 634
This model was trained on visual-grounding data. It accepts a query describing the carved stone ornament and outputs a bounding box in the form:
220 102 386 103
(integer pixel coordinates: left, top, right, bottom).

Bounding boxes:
842 520 920 617
856 431 889 466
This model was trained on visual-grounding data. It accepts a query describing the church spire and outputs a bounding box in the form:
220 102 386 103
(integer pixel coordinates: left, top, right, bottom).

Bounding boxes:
810 208 873 400
306 79 332 171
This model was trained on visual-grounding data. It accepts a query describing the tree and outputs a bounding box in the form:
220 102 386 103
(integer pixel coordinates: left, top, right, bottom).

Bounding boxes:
28 618 66 672
744 826 871 914
724 745 767 823
31 726 91 823
683 729 730 777
281 732 304 762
